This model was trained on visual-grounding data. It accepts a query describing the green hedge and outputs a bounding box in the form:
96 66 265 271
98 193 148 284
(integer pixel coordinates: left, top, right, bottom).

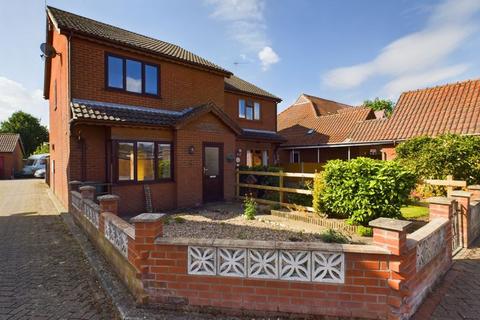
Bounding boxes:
320 158 416 225
395 134 480 185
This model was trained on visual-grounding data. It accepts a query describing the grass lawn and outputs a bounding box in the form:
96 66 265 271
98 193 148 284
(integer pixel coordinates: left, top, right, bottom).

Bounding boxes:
401 205 429 220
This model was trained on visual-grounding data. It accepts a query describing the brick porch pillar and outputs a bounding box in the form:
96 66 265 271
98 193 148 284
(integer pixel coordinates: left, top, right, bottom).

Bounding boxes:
79 186 95 201
451 191 473 247
97 194 119 215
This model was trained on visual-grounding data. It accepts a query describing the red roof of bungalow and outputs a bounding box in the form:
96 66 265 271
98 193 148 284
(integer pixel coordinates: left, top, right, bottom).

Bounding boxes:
349 79 480 143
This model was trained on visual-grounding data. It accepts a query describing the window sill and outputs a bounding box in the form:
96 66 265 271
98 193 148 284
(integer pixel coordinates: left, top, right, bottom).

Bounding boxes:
105 87 162 99
112 179 175 186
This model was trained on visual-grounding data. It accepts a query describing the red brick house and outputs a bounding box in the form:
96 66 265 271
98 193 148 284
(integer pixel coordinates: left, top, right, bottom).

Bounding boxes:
278 80 480 164
43 7 283 214
0 134 24 179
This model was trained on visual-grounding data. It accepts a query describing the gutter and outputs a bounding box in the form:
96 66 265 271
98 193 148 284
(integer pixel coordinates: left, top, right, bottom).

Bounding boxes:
279 140 398 150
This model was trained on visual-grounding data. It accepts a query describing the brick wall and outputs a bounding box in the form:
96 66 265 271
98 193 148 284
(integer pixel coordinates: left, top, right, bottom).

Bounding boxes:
48 28 71 206
224 92 277 131
70 37 225 111
0 143 22 179
71 187 461 320
175 113 236 208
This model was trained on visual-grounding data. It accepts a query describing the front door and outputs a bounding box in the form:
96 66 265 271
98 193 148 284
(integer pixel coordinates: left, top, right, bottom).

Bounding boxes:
203 143 223 202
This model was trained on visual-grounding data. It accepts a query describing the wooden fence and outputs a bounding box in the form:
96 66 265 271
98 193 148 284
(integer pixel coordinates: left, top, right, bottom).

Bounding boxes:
424 175 466 197
236 170 316 211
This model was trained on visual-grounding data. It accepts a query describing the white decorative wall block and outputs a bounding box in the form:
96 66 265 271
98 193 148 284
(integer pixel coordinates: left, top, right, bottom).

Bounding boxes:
416 227 445 271
279 250 311 281
187 246 345 283
83 201 99 228
104 219 128 257
218 248 246 277
312 252 345 283
188 246 216 275
248 249 278 279
71 192 82 212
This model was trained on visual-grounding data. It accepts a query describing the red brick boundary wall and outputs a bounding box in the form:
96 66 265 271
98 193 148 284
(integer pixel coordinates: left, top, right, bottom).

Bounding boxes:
68 184 480 319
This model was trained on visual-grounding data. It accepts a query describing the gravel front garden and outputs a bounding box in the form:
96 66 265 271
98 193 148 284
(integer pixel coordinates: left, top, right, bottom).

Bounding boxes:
161 202 371 244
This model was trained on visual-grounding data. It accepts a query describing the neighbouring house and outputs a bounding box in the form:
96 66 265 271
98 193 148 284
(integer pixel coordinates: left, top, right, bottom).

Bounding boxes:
44 6 283 214
0 133 24 179
278 79 480 165
277 94 384 164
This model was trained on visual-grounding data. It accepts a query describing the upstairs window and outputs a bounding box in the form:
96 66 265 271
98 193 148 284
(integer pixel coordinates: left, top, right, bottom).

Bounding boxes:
238 99 261 120
238 99 246 118
106 54 160 96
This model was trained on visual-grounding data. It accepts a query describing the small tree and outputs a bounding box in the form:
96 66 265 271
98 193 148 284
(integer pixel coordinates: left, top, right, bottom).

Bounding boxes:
0 111 49 156
34 143 49 155
363 98 395 116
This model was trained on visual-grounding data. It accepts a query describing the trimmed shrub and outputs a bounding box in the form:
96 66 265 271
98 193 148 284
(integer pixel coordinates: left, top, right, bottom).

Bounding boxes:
357 226 373 237
322 158 416 226
395 134 480 185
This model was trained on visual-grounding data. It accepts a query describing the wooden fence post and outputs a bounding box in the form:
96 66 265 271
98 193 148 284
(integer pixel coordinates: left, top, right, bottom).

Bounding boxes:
446 175 453 197
236 170 240 199
279 170 284 203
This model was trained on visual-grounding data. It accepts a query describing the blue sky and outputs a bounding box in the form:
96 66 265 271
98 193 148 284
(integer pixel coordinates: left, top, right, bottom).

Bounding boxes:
1 0 479 126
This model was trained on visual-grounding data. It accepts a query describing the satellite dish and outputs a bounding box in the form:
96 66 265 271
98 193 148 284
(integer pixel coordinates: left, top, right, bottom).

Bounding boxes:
40 43 57 58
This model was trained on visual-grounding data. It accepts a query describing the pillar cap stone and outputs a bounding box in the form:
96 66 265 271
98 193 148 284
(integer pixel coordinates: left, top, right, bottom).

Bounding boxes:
369 218 411 232
79 185 96 192
451 190 473 198
69 180 82 185
468 185 480 191
131 213 166 223
427 197 455 205
97 194 120 201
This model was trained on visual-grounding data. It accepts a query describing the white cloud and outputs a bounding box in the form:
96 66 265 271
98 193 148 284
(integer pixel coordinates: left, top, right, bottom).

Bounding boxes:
205 0 280 70
323 0 480 96
384 64 469 97
258 46 280 71
0 76 48 126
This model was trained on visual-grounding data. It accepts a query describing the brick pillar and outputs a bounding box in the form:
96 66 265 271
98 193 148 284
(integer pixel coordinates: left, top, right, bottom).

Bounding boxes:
369 218 411 256
68 180 82 192
427 197 455 220
428 196 454 259
451 191 473 247
79 186 95 201
97 194 120 215
130 213 165 276
468 185 480 201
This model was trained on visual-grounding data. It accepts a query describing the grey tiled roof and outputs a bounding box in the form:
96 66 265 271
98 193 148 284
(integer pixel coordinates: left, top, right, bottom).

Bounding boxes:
225 75 281 101
70 100 242 135
71 100 180 126
0 134 21 153
239 129 286 142
47 6 231 75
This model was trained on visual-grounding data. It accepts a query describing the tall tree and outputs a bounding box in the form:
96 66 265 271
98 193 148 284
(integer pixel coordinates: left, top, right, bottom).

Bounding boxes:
0 111 49 156
363 98 395 116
